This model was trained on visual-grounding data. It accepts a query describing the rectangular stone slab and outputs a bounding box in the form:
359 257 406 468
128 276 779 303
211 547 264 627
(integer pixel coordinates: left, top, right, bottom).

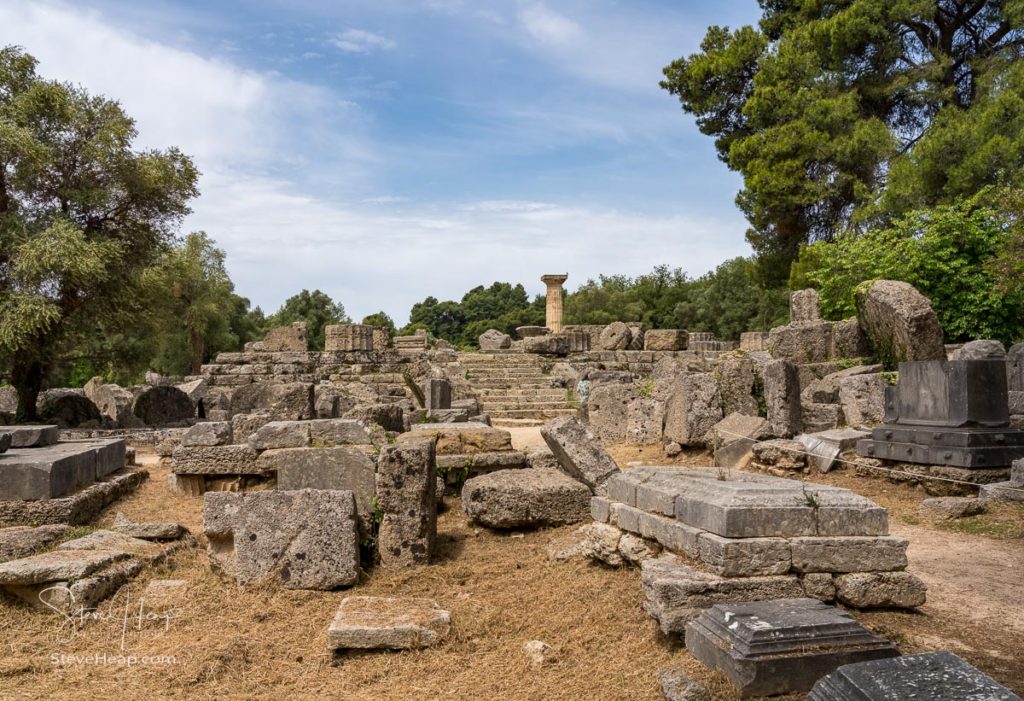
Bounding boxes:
0 440 124 500
807 651 1023 701
686 598 898 698
0 548 129 585
894 360 1009 428
655 468 887 538
4 425 60 448
327 596 451 650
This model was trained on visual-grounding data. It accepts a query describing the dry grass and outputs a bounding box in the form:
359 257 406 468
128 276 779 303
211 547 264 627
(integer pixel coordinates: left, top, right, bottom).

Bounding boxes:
1 448 1022 699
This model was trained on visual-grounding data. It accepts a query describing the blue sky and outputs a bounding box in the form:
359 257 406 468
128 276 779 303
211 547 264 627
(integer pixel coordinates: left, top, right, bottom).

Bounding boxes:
0 0 762 323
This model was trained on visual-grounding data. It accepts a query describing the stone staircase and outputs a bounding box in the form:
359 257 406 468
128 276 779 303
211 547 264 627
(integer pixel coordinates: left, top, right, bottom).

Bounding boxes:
457 352 578 423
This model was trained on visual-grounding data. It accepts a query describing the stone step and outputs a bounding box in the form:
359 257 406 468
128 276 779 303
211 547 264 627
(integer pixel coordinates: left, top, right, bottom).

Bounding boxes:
464 369 548 377
478 391 569 400
481 400 574 410
470 381 556 389
487 408 578 419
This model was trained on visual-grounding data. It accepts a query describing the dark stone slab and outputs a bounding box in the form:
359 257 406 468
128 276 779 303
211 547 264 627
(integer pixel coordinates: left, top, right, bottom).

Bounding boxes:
0 470 147 526
4 425 60 448
807 651 1022 700
685 598 898 697
893 360 1009 427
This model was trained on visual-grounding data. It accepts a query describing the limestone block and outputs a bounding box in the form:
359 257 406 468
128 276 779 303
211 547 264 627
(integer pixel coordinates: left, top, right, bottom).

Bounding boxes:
801 402 843 433
180 421 233 447
834 571 927 608
951 339 1006 360
4 425 59 448
1009 343 1024 391
0 525 70 563
768 321 835 364
541 416 620 493
202 489 359 589
831 317 873 359
268 447 376 528
261 322 308 352
228 382 314 421
854 280 945 363
801 572 837 602
640 554 804 634
663 373 723 447
0 548 129 586
599 321 633 351
461 468 590 528
57 529 165 562
918 497 987 521
171 445 261 475
132 386 194 426
716 356 759 416
764 359 801 438
750 439 806 473
376 438 437 566
790 536 908 573
696 532 792 576
523 334 569 355
112 512 184 541
408 423 512 455
705 412 770 468
644 329 687 351
838 373 887 428
327 596 451 650
791 289 821 323
590 496 612 523
584 383 634 444
37 390 102 428
479 329 512 350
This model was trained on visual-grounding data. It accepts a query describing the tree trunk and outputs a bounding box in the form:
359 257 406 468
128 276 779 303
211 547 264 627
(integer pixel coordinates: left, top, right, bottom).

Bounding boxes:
11 354 44 423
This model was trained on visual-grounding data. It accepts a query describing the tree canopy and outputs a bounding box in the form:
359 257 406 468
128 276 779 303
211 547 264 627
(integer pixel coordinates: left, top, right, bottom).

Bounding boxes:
0 46 199 419
662 1 1024 281
265 289 349 351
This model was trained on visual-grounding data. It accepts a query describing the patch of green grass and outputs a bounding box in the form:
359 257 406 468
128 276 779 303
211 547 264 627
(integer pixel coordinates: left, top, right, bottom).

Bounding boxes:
901 515 921 526
936 515 1024 539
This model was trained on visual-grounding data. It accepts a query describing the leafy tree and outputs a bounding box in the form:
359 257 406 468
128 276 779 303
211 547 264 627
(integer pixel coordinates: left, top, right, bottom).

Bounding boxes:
361 311 396 333
266 289 349 351
662 2 1024 281
792 192 1024 344
0 46 198 419
672 257 789 340
144 232 245 374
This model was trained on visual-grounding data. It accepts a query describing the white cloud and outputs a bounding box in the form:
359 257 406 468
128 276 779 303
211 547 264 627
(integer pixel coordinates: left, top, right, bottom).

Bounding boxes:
329 28 396 54
0 0 749 324
518 3 582 45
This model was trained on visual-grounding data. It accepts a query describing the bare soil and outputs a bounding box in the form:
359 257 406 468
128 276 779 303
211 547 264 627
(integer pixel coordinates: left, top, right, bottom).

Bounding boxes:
0 441 1021 700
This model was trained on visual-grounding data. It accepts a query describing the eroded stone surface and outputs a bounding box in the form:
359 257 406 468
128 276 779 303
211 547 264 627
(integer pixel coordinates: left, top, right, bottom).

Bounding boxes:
376 438 437 567
461 468 590 528
0 525 69 562
328 596 450 650
202 489 358 589
541 416 620 493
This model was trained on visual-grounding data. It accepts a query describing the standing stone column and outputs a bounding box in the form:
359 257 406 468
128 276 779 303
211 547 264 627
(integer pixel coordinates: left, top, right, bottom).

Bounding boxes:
541 274 569 333
376 437 437 567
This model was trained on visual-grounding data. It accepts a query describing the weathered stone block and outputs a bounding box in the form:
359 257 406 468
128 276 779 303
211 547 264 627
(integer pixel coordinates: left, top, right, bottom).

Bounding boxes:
644 329 688 352
408 423 512 455
764 359 801 438
171 445 261 475
918 497 987 521
376 438 437 566
640 554 804 634
855 280 945 364
478 329 512 350
838 373 887 428
4 425 60 448
462 468 590 528
790 536 907 573
696 532 792 576
834 571 927 608
706 412 770 468
664 373 723 447
132 386 194 426
202 489 358 589
716 356 759 417
0 524 69 563
180 421 233 447
769 321 835 364
541 416 620 493
327 596 451 650
802 402 843 433
229 382 314 421
599 322 632 351
261 322 308 352
790 289 821 323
